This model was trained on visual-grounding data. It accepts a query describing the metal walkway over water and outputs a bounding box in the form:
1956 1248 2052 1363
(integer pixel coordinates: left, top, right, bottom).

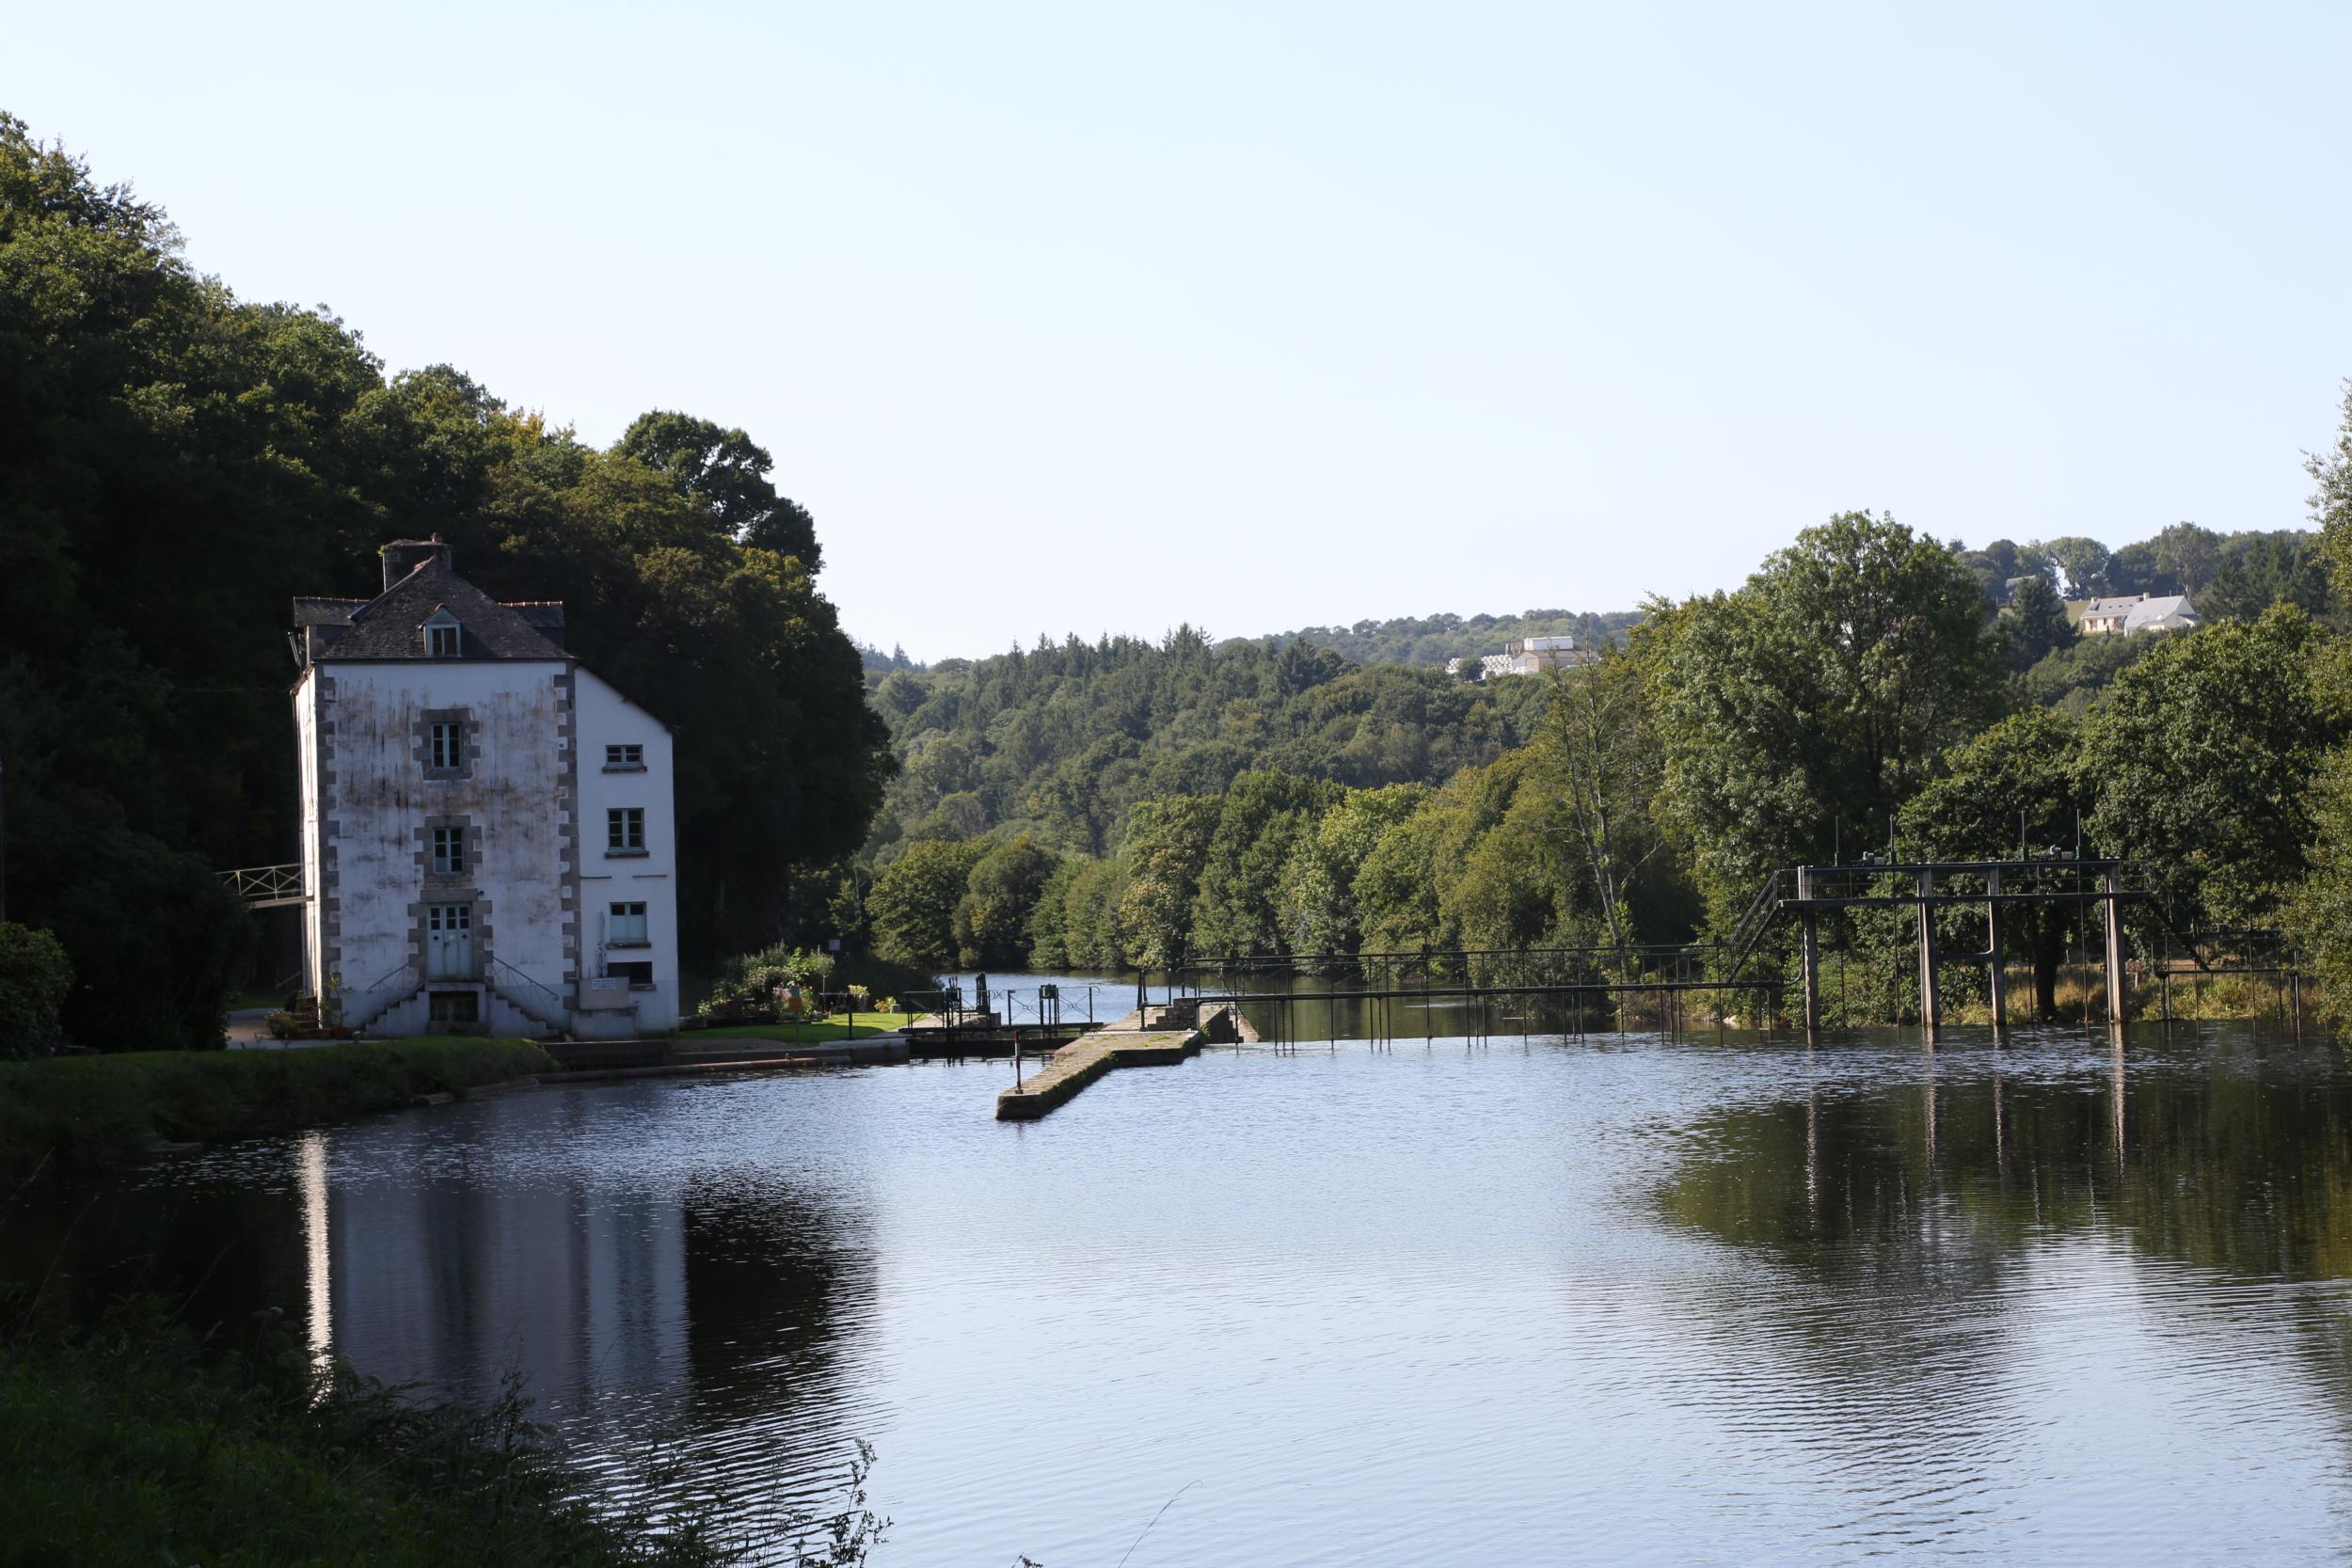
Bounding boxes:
1159 856 2298 1041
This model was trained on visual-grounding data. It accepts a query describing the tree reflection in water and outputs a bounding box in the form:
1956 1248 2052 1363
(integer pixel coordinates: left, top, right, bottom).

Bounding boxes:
1653 1024 2352 1468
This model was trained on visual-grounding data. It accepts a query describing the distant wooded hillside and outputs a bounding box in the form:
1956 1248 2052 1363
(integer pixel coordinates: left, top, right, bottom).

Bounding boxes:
1235 610 1645 667
864 630 1553 861
850 499 2352 995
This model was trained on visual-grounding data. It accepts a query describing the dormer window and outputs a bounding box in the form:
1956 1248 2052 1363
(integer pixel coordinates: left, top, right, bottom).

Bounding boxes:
422 610 461 657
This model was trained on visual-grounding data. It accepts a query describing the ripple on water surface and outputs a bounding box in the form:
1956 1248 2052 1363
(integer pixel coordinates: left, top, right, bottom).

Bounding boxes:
10 1023 2352 1564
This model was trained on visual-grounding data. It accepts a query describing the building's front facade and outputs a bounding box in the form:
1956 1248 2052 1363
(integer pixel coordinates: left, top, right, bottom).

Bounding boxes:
2079 592 2200 637
2079 594 2141 635
292 538 678 1038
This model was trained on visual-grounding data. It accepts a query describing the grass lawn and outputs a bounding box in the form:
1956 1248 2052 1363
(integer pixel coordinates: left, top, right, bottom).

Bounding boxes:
686 1011 919 1044
0 1038 554 1183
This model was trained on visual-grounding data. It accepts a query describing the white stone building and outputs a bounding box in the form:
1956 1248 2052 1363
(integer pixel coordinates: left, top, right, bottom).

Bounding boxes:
291 537 679 1038
1453 635 1598 680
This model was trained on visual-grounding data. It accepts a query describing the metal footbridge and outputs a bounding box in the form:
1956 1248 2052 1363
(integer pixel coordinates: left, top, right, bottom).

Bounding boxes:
1163 856 2296 1040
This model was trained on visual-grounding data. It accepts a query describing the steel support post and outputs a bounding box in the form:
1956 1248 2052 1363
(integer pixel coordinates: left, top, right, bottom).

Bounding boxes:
1916 869 1940 1040
1986 868 2007 1038
2103 867 2126 1030
1798 865 1820 1037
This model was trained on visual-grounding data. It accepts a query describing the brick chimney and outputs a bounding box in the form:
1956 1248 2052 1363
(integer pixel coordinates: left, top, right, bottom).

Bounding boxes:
379 534 452 591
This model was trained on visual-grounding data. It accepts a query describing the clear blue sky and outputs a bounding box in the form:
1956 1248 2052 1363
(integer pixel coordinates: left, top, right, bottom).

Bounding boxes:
12 2 2350 660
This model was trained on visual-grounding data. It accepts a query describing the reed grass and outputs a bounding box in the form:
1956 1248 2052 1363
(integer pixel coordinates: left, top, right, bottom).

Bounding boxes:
0 1302 746 1568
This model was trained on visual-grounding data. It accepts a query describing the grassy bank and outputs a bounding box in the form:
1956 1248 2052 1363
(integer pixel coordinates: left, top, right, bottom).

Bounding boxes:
0 1307 753 1568
0 1038 555 1183
687 1011 917 1046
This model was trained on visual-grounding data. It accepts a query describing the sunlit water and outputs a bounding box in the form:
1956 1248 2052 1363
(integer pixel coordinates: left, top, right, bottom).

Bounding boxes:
12 1017 2352 1564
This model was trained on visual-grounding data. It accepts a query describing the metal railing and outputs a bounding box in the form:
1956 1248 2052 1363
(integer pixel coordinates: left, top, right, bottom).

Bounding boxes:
487 955 570 1026
218 863 307 909
1719 869 1787 979
343 963 419 1029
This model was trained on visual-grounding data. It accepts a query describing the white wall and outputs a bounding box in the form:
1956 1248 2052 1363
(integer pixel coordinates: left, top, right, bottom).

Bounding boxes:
573 668 680 1032
294 673 326 998
317 660 572 1025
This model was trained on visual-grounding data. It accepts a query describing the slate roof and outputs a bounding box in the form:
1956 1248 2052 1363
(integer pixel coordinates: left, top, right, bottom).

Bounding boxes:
296 558 568 661
293 597 368 626
2082 594 2145 619
2122 594 2197 632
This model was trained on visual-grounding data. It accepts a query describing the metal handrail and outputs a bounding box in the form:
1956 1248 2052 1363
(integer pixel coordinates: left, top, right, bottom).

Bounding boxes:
344 964 419 1028
486 955 568 1022
358 958 415 994
1720 869 1786 977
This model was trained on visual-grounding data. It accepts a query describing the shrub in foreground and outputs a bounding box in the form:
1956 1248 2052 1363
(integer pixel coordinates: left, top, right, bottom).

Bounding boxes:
0 1305 749 1568
0 922 72 1059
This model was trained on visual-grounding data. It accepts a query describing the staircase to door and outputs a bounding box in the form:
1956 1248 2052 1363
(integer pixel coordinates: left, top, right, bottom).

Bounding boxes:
486 956 572 1035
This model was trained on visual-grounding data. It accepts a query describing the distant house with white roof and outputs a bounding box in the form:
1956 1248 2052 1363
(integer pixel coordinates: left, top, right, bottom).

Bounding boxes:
2078 593 2199 637
1448 635 1598 680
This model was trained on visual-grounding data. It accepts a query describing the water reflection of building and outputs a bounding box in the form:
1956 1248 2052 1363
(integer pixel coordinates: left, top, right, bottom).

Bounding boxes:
297 1089 882 1476
318 1130 689 1413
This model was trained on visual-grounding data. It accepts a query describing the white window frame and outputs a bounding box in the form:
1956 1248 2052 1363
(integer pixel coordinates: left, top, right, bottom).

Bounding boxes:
430 826 466 877
609 901 648 945
429 721 464 771
608 807 645 853
604 742 644 771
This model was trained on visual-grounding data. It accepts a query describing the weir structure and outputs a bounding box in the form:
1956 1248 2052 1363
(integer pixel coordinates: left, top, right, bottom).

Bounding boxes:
1787 858 2137 1039
1160 854 2300 1043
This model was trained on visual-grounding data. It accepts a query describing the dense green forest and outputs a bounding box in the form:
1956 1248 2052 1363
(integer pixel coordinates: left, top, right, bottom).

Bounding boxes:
859 478 2352 1028
863 633 1557 858
0 116 889 1048
1235 610 1645 668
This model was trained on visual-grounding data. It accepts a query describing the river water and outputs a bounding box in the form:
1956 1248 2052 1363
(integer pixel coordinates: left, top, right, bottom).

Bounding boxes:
11 1016 2352 1564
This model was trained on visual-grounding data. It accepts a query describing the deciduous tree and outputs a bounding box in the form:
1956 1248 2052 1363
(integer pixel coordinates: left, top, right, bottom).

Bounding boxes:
1899 710 2090 1016
1641 512 2006 922
954 835 1057 969
867 839 987 969
1540 652 1664 951
2083 609 2339 926
1191 772 1343 956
